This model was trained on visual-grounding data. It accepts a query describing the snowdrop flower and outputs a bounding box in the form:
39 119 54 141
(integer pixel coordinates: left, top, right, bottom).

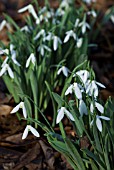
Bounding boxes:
34 29 46 40
76 38 83 48
18 4 38 21
65 83 82 100
26 53 36 68
43 32 52 42
0 63 14 79
0 48 9 55
10 102 27 118
79 100 88 116
57 66 69 77
0 20 11 31
64 30 76 43
90 102 104 114
9 44 21 66
86 80 105 98
38 44 51 56
56 107 75 124
53 36 62 51
78 15 90 34
22 125 40 139
76 70 90 84
21 26 30 32
87 10 97 18
96 115 110 132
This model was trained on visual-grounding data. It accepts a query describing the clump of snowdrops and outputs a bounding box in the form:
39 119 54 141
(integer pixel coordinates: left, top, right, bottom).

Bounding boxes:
0 0 114 169
0 0 97 128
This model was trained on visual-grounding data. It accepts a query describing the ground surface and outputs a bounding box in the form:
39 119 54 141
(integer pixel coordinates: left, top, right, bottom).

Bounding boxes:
0 0 114 169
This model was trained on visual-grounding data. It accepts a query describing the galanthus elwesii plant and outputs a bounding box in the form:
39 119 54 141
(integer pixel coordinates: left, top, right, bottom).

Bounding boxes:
0 0 97 127
18 62 113 170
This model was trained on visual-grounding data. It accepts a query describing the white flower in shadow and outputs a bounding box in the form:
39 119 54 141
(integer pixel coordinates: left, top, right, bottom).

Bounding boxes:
10 102 27 119
56 107 75 124
22 125 40 139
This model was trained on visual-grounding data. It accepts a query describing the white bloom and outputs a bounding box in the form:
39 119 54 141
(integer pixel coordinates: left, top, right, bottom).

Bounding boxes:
96 115 110 132
76 38 83 48
21 26 30 32
38 44 51 56
22 125 40 139
18 4 38 21
78 15 90 34
65 82 82 99
86 80 105 98
73 83 82 99
87 10 97 17
0 63 14 79
26 53 36 68
57 66 69 77
95 102 104 113
56 107 75 124
76 70 89 84
65 84 73 95
79 100 88 116
10 102 27 118
64 30 76 43
0 48 9 55
34 29 45 40
0 20 11 31
53 36 62 51
10 44 21 66
43 32 52 41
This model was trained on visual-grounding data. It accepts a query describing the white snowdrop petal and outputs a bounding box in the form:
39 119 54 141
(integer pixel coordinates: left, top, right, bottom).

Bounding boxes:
82 24 86 34
96 116 102 132
0 20 6 31
64 34 70 43
26 57 31 68
0 65 7 76
96 82 106 88
73 83 82 100
57 68 62 75
90 103 94 113
62 66 69 77
56 108 64 124
29 125 40 137
79 100 88 116
99 116 110 121
65 109 75 121
77 38 83 48
65 85 73 95
22 126 29 139
29 6 38 20
10 103 20 113
18 5 30 13
53 36 58 51
7 66 14 79
22 104 27 119
95 102 104 113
